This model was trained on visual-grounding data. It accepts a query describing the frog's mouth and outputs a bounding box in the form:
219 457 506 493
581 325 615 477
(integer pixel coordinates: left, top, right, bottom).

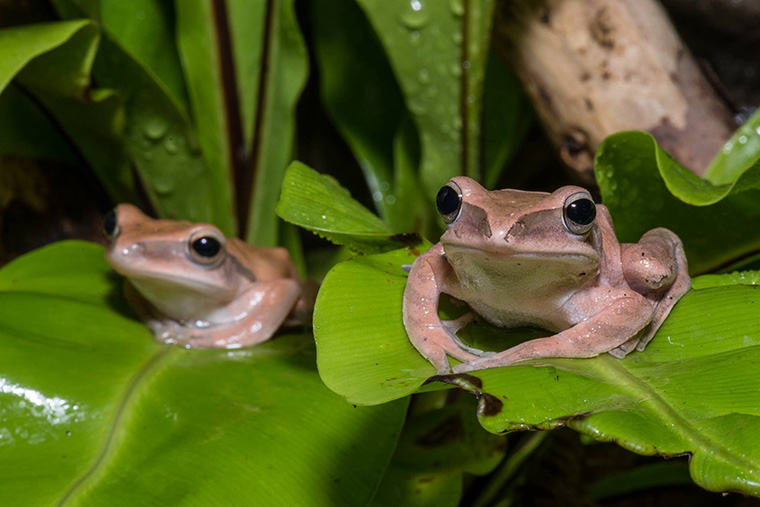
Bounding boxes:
443 243 599 263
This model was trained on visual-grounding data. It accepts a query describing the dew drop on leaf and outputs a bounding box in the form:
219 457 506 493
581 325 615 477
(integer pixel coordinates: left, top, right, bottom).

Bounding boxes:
143 117 168 140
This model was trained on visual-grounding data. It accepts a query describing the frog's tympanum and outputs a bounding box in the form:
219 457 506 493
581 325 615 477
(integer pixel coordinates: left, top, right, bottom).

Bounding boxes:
403 177 690 373
104 204 316 349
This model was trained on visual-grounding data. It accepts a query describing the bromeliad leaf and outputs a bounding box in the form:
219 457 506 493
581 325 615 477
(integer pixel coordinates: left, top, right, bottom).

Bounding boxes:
276 161 421 254
596 131 760 273
314 241 760 496
0 20 134 203
0 241 408 506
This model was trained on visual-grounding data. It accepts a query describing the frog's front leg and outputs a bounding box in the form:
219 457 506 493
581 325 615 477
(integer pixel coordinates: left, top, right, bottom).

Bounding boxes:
452 293 654 373
403 243 486 373
151 279 302 349
621 228 690 351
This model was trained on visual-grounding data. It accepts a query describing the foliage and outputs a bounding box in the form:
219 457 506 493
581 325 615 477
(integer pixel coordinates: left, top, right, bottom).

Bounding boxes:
0 241 408 505
2 0 760 504
277 119 760 496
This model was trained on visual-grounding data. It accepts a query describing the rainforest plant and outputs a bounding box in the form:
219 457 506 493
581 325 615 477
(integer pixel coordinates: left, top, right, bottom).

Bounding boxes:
1 0 759 505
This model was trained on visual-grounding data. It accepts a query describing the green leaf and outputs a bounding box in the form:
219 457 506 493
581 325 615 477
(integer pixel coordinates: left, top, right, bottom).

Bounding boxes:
371 396 506 507
311 0 408 224
356 0 495 196
99 0 189 109
0 241 408 506
276 162 421 253
226 0 266 154
244 0 309 246
314 244 760 496
53 0 235 234
174 0 239 233
595 131 760 273
705 108 760 184
0 19 134 202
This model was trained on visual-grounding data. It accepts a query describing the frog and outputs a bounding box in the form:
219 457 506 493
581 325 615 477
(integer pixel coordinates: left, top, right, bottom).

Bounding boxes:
103 204 316 349
402 177 690 374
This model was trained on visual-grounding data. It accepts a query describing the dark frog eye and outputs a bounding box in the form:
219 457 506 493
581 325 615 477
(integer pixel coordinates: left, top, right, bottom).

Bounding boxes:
562 192 596 235
436 182 463 223
188 230 226 266
103 208 119 240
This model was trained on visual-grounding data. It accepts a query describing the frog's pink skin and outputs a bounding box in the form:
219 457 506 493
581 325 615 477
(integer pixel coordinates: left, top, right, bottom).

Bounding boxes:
106 204 314 349
402 177 690 374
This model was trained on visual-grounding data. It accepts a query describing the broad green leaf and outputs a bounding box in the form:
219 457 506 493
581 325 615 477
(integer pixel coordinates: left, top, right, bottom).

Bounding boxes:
311 0 408 224
0 20 134 202
357 0 495 196
595 131 760 273
0 241 407 506
276 162 421 253
371 396 506 507
314 244 760 496
244 0 308 246
706 108 760 184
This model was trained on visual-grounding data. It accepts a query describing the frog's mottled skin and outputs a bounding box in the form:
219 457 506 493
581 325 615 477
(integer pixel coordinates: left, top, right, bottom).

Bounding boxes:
403 177 690 373
105 204 315 349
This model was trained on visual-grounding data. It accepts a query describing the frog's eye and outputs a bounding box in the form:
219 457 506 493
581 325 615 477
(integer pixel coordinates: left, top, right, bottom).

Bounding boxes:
188 230 226 266
436 182 463 224
562 192 596 235
103 208 119 240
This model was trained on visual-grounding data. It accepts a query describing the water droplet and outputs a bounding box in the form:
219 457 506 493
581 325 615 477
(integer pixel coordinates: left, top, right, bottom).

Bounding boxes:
755 126 760 136
418 68 430 84
450 63 462 76
408 98 428 116
164 136 179 153
462 60 471 70
467 94 476 104
153 177 175 195
739 135 748 144
380 181 391 191
143 117 168 140
400 0 429 29
410 31 421 46
723 141 734 154
372 191 383 202
449 0 464 16
385 195 397 205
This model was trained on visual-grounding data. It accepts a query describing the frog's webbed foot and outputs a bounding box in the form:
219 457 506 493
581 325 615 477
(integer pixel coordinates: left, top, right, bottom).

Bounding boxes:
452 295 654 373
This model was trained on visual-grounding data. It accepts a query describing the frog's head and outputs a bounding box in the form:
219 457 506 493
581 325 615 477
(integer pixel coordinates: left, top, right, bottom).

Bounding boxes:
104 204 253 315
437 177 601 271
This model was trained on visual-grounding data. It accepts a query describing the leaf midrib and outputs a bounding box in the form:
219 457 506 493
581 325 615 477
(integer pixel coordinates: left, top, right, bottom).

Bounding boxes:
589 355 759 472
56 346 175 506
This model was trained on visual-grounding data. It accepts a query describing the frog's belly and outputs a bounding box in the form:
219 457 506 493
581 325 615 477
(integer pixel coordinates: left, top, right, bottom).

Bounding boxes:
449 269 591 331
